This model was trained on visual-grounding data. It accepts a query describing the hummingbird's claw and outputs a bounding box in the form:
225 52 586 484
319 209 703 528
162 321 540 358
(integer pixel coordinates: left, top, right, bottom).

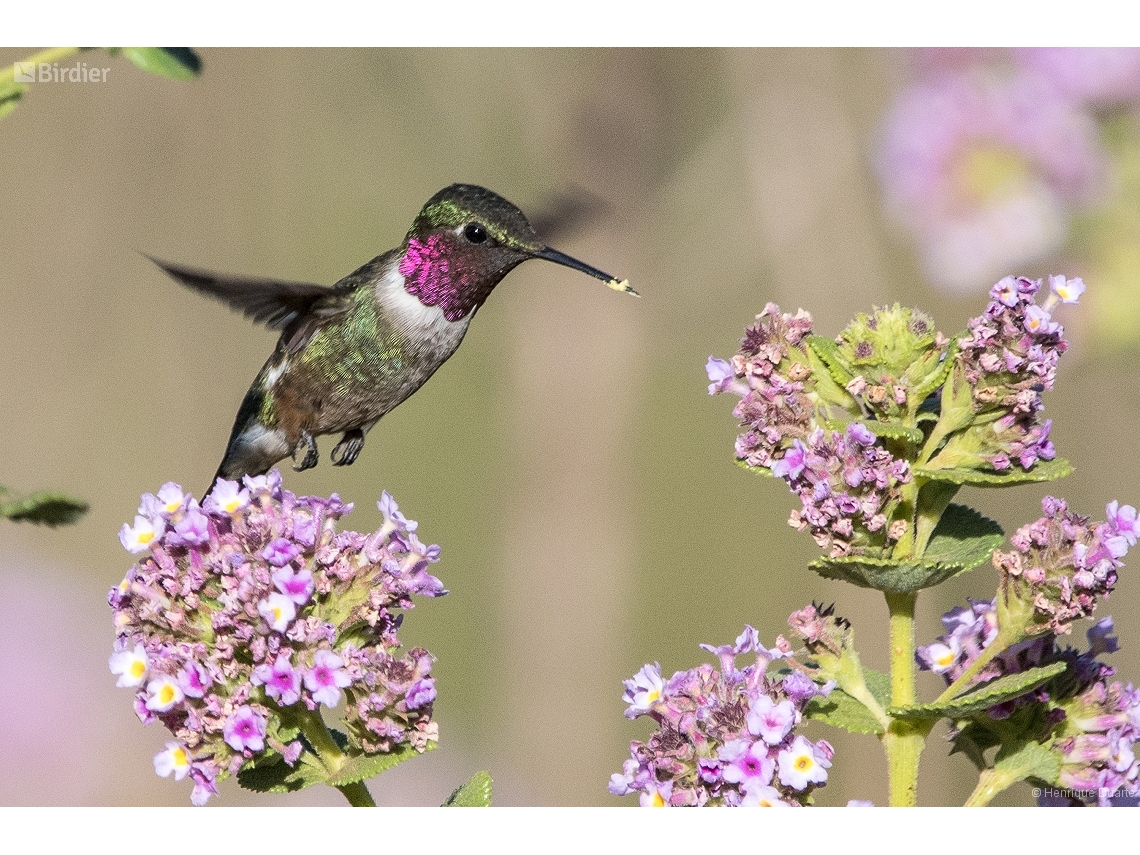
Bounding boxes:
331 429 365 467
292 431 320 472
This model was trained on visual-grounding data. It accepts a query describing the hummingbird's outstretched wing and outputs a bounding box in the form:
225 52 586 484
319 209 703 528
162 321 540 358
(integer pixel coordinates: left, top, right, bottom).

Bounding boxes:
147 256 346 333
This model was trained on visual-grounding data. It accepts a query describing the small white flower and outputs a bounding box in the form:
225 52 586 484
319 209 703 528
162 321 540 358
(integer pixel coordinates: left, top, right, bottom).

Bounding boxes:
777 735 831 790
119 515 164 554
258 592 297 632
109 643 149 688
926 639 961 674
206 478 249 515
1049 274 1086 305
145 676 185 712
154 742 192 781
621 663 664 717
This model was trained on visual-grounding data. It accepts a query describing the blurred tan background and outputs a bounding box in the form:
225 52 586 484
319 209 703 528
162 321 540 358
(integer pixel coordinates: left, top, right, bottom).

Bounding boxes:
1 47 1137 807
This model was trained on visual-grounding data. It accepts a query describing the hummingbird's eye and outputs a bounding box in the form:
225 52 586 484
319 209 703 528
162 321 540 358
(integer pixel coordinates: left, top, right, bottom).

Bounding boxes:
463 223 489 244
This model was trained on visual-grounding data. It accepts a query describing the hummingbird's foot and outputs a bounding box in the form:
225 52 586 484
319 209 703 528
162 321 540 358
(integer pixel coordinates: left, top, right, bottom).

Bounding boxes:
292 430 319 471
331 429 365 467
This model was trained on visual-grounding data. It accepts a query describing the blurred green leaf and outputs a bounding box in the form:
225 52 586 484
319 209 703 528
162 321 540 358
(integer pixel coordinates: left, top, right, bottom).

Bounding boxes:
0 81 25 120
949 725 1001 771
122 48 202 81
0 487 88 526
443 770 493 806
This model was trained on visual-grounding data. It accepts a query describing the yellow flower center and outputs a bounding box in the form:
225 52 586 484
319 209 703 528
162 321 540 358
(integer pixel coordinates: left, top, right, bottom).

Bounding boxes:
129 660 146 679
794 755 812 772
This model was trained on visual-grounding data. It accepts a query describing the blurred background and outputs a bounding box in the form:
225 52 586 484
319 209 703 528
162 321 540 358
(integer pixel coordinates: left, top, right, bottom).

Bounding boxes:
2 47 1139 807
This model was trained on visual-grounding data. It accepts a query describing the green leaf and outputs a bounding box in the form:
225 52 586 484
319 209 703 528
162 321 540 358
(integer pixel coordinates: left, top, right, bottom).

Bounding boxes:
809 554 960 593
810 504 1002 593
0 488 89 526
443 771 493 807
806 334 856 387
122 47 202 80
327 740 435 787
922 503 1004 566
0 82 24 121
806 688 882 734
734 458 774 478
909 341 955 402
822 418 924 446
803 667 890 734
993 738 1061 786
949 726 1001 771
890 661 1067 720
237 750 330 794
915 457 1073 487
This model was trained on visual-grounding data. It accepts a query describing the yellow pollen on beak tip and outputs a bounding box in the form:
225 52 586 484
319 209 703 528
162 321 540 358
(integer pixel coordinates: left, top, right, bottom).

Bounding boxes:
606 278 639 297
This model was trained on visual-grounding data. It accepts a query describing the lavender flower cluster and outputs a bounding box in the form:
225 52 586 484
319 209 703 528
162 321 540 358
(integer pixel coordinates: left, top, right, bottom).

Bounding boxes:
954 275 1080 472
108 471 444 804
918 602 1140 805
609 627 834 806
993 497 1138 635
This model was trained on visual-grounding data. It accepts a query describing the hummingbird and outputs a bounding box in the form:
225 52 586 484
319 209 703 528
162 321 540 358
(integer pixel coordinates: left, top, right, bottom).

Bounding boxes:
151 183 637 483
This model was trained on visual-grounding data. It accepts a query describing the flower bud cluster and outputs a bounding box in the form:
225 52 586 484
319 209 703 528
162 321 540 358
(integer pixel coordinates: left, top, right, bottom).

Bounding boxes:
780 424 912 557
995 497 1137 636
956 275 1081 471
706 302 815 470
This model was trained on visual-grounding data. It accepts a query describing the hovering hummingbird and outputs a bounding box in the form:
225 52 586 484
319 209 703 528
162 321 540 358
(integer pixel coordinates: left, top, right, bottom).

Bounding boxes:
152 184 636 483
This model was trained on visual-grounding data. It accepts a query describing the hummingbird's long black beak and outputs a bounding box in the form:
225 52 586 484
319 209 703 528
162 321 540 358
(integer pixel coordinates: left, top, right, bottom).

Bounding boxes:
534 246 639 297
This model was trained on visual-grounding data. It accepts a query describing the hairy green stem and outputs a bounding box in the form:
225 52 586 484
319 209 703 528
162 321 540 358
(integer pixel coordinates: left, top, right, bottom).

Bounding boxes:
883 590 925 806
297 707 375 807
964 767 1019 807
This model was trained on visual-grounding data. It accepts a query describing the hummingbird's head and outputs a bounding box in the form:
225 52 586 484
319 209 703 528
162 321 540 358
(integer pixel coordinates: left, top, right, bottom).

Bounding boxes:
398 184 636 322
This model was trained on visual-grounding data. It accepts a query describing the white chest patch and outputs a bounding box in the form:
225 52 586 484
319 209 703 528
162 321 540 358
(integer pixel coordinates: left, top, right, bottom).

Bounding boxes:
374 263 471 359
